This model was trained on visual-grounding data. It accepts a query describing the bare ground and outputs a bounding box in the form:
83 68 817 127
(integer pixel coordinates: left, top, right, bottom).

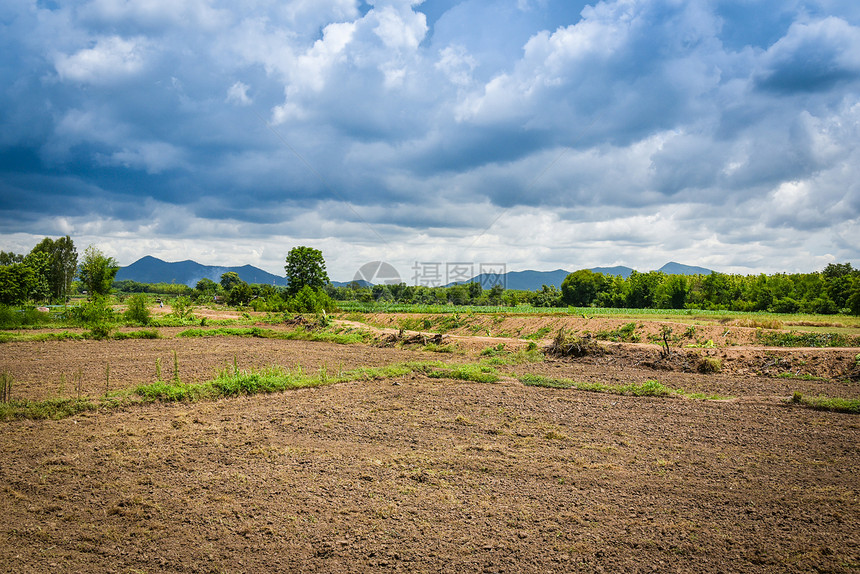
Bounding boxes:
0 315 858 573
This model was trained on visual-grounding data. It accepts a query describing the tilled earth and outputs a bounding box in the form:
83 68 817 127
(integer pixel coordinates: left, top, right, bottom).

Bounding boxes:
0 321 858 573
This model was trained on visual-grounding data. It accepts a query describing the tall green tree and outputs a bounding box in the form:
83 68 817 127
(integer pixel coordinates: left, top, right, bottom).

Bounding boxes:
78 245 119 297
284 246 329 296
561 269 607 306
220 271 242 292
31 235 77 301
0 263 36 305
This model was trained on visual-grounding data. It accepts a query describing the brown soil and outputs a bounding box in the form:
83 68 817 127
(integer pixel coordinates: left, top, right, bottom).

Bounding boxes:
1 315 858 573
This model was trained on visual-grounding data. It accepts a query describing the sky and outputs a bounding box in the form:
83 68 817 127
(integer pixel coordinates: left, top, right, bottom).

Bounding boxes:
1 0 859 283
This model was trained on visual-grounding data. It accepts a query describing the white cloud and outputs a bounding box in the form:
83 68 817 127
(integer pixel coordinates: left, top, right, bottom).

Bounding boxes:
2 0 860 278
96 141 187 174
54 35 149 85
226 81 252 106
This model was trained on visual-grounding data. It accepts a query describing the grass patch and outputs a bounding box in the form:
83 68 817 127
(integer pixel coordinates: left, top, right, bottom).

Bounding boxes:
176 326 370 345
177 327 275 338
418 362 501 384
790 392 860 414
735 318 784 329
519 374 731 400
756 330 860 348
0 397 100 420
0 329 160 343
0 331 87 343
113 329 161 340
520 374 674 396
777 372 828 381
211 365 326 396
479 342 544 365
594 322 639 343
524 326 553 340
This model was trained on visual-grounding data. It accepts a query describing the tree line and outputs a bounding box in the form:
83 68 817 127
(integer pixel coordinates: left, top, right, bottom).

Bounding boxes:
327 264 860 315
3 238 858 315
0 237 123 305
558 265 860 314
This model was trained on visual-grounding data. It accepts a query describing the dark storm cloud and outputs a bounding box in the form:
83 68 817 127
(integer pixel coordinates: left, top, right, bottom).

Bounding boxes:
0 0 858 276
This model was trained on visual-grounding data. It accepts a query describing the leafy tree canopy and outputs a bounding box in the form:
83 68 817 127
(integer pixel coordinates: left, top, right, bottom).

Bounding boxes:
31 235 77 300
220 271 242 291
78 245 119 297
284 246 329 296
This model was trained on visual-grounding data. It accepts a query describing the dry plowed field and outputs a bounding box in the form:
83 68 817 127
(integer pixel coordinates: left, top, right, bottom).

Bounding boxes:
1 314 858 573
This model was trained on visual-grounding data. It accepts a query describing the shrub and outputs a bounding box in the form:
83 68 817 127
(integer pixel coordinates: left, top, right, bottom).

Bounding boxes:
70 296 115 337
171 296 194 320
286 286 337 313
546 328 605 357
124 294 150 325
0 305 54 329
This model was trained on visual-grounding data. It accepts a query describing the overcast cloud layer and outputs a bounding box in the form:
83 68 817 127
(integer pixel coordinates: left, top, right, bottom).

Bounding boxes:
1 0 859 280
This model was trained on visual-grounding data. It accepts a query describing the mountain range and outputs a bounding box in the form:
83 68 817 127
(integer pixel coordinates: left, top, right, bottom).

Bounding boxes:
116 257 714 291
115 256 289 287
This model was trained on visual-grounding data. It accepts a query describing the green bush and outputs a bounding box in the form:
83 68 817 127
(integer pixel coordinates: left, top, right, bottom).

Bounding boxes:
69 297 115 331
0 305 55 329
286 286 337 313
171 296 194 320
123 294 150 325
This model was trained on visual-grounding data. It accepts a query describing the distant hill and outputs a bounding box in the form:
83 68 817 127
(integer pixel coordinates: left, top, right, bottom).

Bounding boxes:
449 269 571 290
116 256 287 287
656 262 714 276
117 257 714 291
451 263 712 290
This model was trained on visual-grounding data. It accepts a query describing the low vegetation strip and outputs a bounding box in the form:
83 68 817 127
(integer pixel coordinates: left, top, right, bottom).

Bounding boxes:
756 330 860 348
176 326 372 345
0 329 160 343
0 360 501 421
519 374 729 400
421 363 501 383
790 392 860 414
